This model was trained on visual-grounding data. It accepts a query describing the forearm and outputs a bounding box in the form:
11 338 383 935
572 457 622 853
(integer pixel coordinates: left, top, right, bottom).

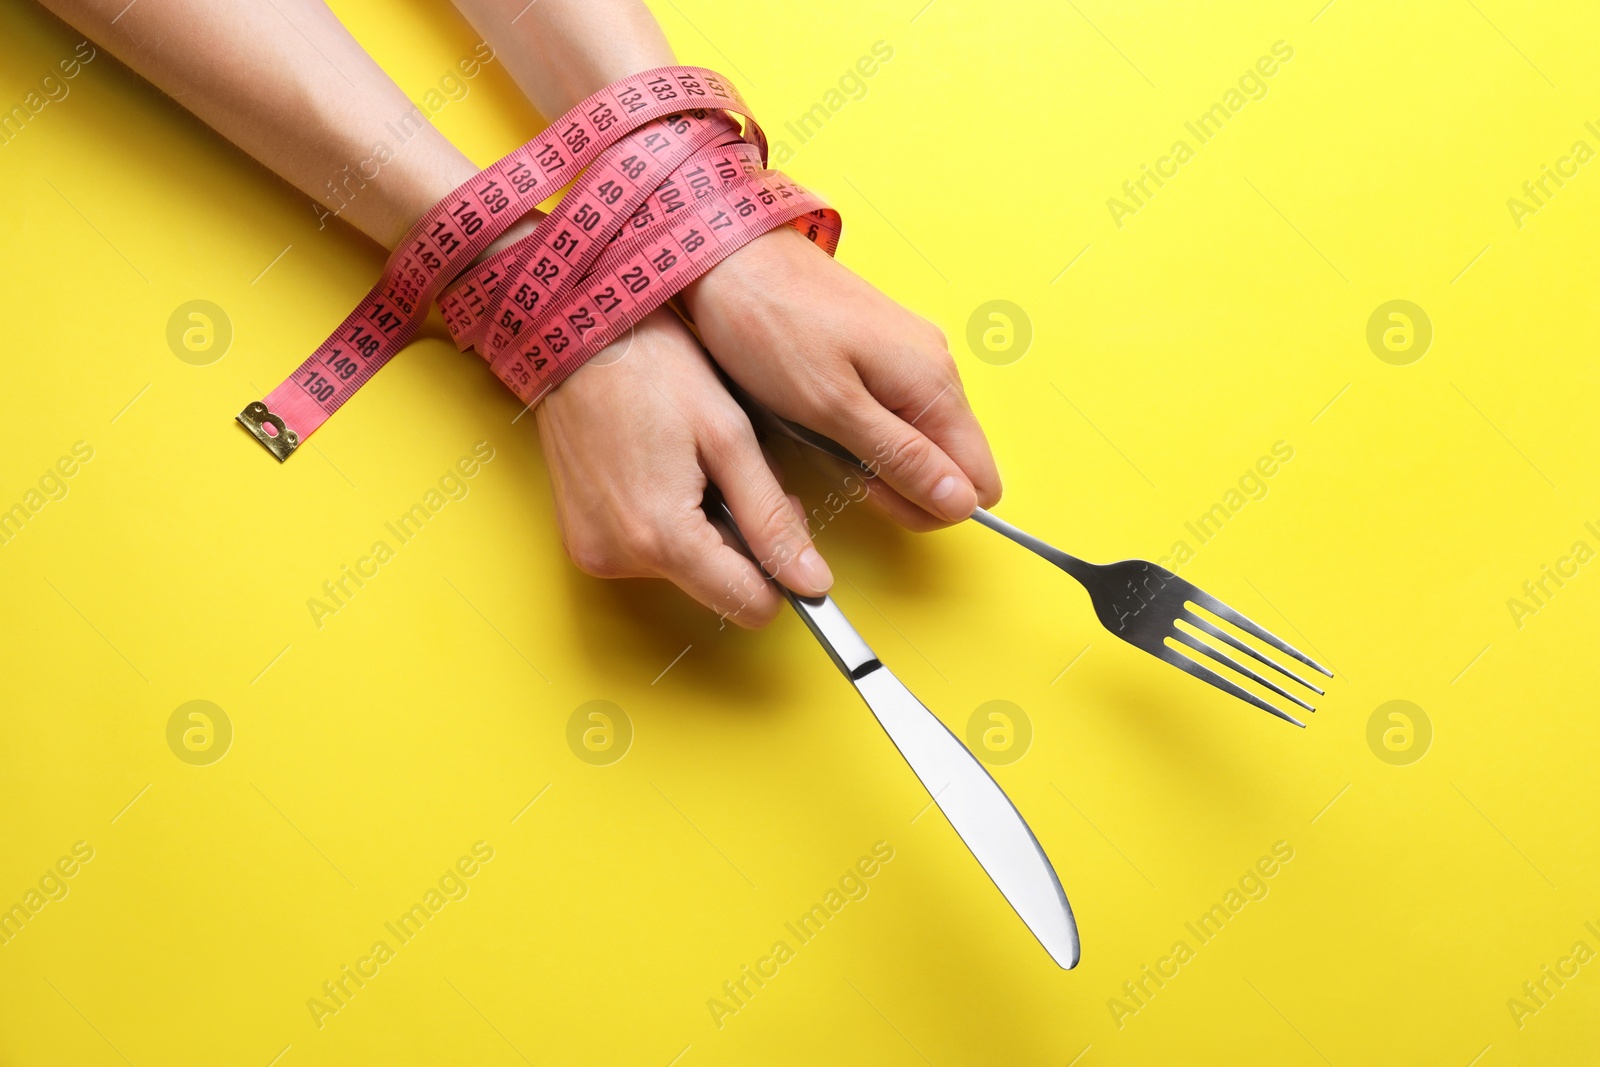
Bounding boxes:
449 0 674 115
37 0 478 248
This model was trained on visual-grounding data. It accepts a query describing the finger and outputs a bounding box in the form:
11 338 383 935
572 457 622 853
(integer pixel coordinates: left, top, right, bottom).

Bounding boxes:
762 441 786 488
856 346 1002 508
706 493 805 548
785 492 807 536
804 454 941 532
699 415 833 596
859 471 950 532
817 386 978 525
896 375 1003 508
656 512 784 629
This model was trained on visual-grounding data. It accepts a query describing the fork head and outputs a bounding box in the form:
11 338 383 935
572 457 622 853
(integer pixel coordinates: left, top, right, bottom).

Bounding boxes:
1078 560 1333 726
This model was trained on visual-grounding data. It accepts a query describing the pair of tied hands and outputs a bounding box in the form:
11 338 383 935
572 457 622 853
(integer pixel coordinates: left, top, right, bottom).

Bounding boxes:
534 224 1003 627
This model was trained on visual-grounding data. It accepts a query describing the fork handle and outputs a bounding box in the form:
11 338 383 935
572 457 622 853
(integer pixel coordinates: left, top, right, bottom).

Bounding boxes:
967 508 1095 582
730 390 1096 579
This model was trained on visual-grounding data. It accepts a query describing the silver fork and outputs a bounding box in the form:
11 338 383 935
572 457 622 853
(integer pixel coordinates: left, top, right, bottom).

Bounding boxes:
747 403 1334 727
966 509 1331 726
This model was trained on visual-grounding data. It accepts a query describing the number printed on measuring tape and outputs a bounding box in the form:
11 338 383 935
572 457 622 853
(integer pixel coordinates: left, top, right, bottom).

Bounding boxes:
237 66 842 461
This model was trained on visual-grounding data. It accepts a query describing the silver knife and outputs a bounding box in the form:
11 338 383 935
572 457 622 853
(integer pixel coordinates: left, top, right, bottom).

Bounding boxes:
711 499 1081 968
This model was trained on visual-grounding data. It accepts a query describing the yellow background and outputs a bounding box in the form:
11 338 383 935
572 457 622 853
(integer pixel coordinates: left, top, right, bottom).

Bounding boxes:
3 0 1598 1063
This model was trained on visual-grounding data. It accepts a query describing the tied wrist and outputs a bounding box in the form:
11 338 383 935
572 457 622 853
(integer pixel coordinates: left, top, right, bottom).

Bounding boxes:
243 66 842 462
431 69 842 412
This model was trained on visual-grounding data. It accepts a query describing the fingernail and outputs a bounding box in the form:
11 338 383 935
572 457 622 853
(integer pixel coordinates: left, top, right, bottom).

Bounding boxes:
794 546 834 593
930 475 977 520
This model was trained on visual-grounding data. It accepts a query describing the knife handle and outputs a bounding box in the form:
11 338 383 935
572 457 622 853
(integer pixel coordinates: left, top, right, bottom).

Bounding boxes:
705 491 879 679
719 379 875 475
785 593 881 680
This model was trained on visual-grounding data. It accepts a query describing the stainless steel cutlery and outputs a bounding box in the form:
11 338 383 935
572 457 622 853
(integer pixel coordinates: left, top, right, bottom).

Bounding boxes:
704 384 1331 970
753 406 1333 726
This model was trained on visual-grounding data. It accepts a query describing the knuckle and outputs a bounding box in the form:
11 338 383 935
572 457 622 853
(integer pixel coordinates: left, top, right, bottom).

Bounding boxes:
881 430 938 486
699 409 753 458
798 370 859 420
751 487 798 541
565 533 626 579
618 518 666 570
909 338 959 383
753 505 802 575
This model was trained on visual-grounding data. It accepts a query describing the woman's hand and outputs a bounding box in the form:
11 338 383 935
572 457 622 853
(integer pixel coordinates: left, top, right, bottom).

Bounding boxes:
681 226 1003 531
535 307 831 627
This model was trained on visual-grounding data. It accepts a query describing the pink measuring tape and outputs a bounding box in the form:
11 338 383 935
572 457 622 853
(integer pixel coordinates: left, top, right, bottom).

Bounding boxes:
238 66 842 460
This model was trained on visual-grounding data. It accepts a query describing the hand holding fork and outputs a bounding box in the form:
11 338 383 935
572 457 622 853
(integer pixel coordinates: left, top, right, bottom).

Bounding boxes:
745 396 1333 725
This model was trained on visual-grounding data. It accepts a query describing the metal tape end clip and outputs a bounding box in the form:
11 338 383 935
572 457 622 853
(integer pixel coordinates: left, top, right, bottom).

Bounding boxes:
237 401 299 462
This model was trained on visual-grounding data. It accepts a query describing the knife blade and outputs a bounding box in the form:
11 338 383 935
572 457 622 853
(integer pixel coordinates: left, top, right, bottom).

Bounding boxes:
789 590 1081 969
711 502 1080 968
852 665 1080 968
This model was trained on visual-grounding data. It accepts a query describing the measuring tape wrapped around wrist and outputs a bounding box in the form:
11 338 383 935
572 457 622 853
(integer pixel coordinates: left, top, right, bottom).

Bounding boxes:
238 66 842 461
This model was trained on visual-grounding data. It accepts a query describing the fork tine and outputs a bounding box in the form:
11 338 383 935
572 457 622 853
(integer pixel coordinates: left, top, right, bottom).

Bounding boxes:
1181 611 1325 695
1157 642 1306 727
1186 591 1333 677
1171 630 1315 713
